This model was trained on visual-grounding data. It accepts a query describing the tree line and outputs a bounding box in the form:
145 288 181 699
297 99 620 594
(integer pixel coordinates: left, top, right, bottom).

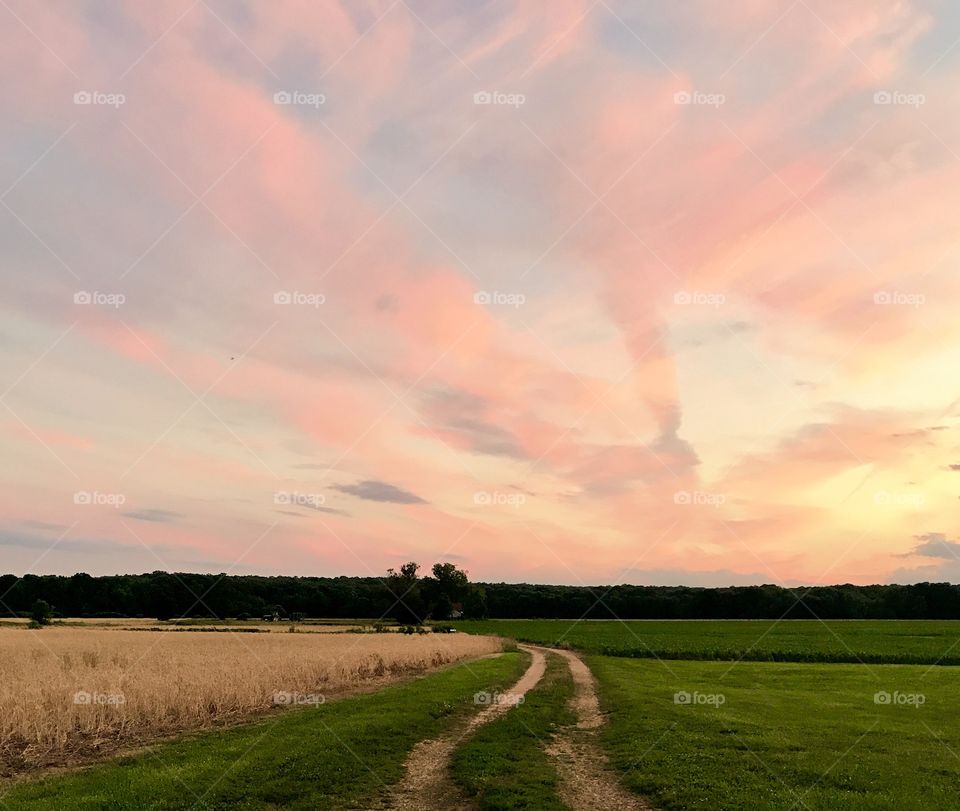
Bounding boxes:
2 570 960 621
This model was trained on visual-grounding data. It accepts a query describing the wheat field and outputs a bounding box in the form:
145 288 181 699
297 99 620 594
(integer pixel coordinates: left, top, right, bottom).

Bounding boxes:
0 627 500 771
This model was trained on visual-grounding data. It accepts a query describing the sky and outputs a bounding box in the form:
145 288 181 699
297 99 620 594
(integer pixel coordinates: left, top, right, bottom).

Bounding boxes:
1 0 959 587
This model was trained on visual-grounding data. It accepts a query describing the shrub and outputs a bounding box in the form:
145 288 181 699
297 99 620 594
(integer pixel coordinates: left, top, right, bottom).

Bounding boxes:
30 600 53 627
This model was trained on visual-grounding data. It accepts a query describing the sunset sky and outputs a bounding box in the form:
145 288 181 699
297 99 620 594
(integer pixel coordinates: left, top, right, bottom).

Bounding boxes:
2 0 959 586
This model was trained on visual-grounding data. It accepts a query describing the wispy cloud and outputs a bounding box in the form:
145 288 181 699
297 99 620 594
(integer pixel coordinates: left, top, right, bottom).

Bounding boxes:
332 480 426 505
0 1 957 583
121 509 183 523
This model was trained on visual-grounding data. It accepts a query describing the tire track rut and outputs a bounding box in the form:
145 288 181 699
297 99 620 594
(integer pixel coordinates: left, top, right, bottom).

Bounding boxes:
378 645 545 810
544 646 651 810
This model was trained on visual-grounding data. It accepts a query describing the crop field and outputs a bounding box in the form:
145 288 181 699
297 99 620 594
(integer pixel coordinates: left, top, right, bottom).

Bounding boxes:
2 651 529 810
0 618 381 633
0 625 500 775
455 619 960 664
593 657 960 810
452 620 960 809
3 620 959 809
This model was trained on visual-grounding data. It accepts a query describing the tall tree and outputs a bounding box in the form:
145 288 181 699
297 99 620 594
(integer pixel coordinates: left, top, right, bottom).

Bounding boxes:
385 562 427 624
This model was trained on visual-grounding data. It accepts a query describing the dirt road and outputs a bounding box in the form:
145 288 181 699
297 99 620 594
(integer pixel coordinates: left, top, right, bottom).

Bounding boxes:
378 644 546 810
378 644 649 810
545 647 651 810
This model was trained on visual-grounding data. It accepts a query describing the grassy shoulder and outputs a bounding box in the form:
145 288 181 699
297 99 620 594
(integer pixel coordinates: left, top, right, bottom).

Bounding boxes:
1 652 527 811
591 655 960 810
450 651 575 810
455 619 960 665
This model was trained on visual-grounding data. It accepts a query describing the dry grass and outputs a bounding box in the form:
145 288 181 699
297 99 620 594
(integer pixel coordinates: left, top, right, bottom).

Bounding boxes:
0 626 500 774
2 618 397 633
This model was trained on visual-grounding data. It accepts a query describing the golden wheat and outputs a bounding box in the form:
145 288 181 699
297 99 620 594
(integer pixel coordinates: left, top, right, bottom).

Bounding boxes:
0 627 500 768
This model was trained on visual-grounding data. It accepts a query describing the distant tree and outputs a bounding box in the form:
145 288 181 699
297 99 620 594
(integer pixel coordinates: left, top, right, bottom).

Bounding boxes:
462 585 488 619
421 562 471 620
386 562 427 624
30 599 52 627
7 570 960 621
430 593 455 621
431 563 468 599
388 562 485 622
147 572 178 620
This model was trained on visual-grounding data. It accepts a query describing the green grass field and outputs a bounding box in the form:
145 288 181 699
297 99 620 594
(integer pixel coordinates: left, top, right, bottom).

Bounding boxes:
450 621 960 809
1 652 527 810
455 619 960 664
592 657 958 810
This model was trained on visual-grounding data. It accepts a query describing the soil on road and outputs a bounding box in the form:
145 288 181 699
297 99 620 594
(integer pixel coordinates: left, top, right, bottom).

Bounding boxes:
378 645 546 810
545 647 651 810
378 643 650 810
